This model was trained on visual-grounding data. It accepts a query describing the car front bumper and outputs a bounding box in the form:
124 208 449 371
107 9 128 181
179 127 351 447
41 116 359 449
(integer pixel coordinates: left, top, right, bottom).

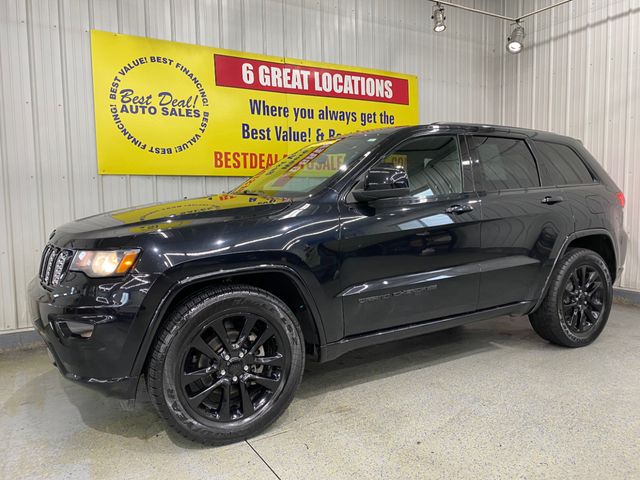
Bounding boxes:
27 275 155 400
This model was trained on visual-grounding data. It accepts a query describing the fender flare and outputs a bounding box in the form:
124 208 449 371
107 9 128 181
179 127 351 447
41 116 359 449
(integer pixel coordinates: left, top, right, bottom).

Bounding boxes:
529 228 617 313
129 263 327 379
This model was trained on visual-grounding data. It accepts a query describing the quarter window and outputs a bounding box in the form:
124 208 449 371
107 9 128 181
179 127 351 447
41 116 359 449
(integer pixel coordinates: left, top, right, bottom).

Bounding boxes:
533 141 594 186
470 136 540 191
377 135 462 197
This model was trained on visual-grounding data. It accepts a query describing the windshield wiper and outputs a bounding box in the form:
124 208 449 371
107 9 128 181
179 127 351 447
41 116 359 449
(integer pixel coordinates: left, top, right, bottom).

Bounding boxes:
239 189 273 197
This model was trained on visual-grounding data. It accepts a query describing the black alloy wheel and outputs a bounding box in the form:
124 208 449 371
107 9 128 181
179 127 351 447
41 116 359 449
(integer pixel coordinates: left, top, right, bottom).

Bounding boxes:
178 312 288 424
147 285 305 445
561 264 605 336
529 248 612 347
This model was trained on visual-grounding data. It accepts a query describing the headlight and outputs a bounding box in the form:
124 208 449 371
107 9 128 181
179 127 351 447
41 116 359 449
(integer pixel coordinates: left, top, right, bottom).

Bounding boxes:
70 249 140 277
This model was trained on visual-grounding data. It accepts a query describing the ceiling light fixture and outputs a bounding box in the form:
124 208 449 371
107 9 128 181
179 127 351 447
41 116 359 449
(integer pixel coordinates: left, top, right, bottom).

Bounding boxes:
506 22 525 54
431 3 446 32
427 0 573 55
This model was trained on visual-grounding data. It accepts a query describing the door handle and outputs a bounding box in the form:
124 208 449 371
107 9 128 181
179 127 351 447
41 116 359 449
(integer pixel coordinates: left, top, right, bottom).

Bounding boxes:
445 204 474 214
541 195 564 205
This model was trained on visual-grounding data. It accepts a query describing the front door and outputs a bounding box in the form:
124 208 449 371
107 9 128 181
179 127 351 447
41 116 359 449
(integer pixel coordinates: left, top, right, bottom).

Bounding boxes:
466 134 575 309
338 133 482 336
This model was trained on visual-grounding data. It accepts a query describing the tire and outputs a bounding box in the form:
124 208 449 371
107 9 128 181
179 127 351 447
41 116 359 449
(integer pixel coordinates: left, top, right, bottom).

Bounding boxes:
529 248 613 347
147 284 305 445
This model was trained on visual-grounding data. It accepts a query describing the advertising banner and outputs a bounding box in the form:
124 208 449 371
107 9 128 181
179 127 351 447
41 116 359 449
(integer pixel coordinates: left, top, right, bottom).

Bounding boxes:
90 30 419 176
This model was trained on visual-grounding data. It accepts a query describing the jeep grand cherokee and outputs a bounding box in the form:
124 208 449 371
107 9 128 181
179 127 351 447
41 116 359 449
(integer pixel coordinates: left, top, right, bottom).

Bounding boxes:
29 123 627 445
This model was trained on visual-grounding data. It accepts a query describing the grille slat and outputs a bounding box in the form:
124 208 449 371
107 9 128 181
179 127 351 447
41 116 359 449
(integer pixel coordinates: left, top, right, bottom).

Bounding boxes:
51 250 71 286
39 245 53 279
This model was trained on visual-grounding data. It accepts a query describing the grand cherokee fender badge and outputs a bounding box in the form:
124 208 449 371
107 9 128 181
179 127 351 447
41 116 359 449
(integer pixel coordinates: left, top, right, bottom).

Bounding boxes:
358 284 437 304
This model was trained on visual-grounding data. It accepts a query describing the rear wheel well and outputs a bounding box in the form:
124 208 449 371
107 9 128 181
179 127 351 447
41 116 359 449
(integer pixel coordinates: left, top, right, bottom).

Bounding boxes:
158 272 321 357
566 234 617 281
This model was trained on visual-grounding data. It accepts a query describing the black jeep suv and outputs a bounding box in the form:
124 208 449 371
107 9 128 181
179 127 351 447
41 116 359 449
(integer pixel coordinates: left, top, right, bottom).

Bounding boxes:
29 123 627 445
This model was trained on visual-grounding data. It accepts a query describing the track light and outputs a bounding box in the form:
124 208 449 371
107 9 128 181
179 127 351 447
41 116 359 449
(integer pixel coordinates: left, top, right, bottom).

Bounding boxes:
506 22 525 54
431 3 446 33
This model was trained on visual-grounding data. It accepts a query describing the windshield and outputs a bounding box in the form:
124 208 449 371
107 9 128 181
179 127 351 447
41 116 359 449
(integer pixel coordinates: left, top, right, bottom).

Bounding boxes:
231 130 396 198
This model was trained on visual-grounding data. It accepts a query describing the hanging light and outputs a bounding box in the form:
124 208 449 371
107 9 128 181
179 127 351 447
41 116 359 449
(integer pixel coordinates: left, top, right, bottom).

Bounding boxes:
431 3 446 33
506 22 525 54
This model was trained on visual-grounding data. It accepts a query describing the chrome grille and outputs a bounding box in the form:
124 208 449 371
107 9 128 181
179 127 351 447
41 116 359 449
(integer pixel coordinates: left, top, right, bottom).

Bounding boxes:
39 245 72 286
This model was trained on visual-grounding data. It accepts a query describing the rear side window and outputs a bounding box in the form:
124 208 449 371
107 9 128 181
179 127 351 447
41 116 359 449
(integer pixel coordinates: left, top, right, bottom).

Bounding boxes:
469 136 540 191
533 141 594 186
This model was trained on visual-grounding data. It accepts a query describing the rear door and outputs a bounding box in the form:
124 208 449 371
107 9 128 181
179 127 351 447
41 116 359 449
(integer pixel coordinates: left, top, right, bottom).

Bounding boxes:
467 135 575 309
338 133 482 336
529 139 603 230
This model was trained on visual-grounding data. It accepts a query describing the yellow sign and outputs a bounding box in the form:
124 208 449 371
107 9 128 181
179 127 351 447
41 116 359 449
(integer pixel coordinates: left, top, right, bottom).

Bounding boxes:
90 30 419 176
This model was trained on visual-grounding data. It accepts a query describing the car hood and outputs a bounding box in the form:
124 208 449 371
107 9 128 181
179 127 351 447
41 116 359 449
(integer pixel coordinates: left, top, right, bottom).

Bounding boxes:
53 194 292 242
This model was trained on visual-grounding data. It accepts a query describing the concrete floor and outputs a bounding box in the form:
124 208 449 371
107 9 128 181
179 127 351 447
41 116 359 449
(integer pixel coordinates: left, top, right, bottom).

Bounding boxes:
1 304 639 480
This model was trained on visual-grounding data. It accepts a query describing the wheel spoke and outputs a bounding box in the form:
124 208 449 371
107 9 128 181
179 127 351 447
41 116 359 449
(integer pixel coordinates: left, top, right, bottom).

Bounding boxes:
584 270 597 289
575 310 584 331
584 308 597 324
248 373 280 391
212 321 233 353
187 378 224 409
587 281 602 294
192 336 221 362
239 381 255 417
569 272 579 290
253 353 284 368
248 326 275 355
218 382 231 421
582 310 590 331
237 315 257 346
182 367 214 387
588 296 603 309
579 266 588 287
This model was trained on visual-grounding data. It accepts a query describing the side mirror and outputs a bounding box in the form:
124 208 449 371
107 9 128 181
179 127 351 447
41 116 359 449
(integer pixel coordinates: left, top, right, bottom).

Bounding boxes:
352 166 410 202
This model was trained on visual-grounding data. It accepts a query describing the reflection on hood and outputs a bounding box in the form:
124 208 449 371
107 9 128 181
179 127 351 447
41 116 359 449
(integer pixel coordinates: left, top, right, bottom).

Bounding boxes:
111 194 289 223
56 194 291 238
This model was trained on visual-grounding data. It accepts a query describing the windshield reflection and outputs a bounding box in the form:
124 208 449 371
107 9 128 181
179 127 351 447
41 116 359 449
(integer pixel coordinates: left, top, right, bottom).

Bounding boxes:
231 130 396 198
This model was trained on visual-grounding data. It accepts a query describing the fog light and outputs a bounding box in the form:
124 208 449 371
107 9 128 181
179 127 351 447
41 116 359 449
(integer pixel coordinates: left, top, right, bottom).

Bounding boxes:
59 321 95 339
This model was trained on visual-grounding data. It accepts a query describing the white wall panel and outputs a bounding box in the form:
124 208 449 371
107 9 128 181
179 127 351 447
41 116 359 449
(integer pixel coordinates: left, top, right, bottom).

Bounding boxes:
501 0 640 292
0 0 504 332
1 0 44 332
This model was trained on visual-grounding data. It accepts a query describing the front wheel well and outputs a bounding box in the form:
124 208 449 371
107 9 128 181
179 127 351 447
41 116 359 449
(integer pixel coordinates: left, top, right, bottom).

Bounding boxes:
565 234 617 281
157 271 322 356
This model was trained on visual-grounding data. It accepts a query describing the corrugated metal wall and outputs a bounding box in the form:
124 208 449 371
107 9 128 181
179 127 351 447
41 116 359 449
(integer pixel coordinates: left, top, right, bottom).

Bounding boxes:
0 0 504 332
500 0 640 292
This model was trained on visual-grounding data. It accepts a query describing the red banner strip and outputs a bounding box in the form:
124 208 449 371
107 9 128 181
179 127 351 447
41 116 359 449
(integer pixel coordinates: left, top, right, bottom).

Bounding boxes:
214 54 409 105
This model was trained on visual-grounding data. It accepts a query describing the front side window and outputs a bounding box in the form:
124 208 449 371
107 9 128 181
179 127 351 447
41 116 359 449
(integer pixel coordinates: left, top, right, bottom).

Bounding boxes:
533 141 594 186
470 136 540 191
375 135 462 197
